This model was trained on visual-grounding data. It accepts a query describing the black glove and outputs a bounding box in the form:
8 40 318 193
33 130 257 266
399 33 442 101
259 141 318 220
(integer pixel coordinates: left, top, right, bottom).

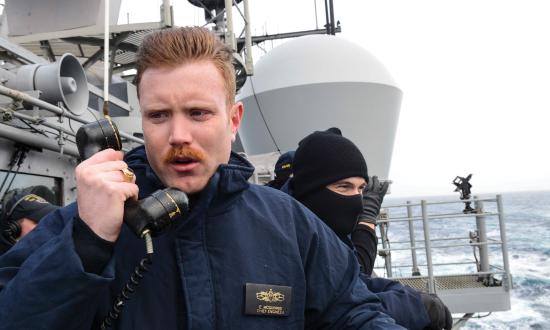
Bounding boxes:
357 176 389 225
420 292 453 330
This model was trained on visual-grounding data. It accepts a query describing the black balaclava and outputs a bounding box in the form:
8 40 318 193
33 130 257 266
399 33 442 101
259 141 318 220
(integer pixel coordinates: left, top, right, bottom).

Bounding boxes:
291 127 368 236
299 188 363 237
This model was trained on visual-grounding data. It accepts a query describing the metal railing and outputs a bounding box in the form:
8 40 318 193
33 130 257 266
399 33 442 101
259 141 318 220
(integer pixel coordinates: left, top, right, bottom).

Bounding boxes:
376 195 512 294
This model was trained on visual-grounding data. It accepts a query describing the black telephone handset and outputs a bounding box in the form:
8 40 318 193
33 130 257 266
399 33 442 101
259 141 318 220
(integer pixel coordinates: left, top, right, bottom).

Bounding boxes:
75 118 189 238
76 118 189 329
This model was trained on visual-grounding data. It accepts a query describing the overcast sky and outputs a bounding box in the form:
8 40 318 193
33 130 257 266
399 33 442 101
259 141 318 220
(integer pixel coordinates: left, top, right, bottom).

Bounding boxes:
119 0 549 197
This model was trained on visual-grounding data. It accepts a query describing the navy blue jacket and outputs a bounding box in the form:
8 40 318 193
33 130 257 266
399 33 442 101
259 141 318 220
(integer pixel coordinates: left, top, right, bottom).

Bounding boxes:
0 146 402 329
280 180 430 329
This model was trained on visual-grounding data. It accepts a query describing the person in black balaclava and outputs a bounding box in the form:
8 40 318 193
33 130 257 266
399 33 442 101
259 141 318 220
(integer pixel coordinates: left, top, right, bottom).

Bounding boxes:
272 131 383 275
291 127 367 239
288 127 453 330
265 151 295 190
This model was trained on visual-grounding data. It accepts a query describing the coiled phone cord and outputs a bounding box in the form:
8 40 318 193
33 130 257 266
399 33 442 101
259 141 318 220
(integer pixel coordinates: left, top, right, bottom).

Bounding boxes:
100 231 154 329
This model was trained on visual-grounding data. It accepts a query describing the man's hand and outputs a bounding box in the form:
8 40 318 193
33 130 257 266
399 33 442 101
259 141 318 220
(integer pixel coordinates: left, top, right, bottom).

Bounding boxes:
420 292 453 330
357 176 389 226
75 149 138 242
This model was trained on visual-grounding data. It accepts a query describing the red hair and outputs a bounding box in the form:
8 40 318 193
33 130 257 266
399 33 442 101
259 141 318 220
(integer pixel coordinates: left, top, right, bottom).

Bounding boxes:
135 27 236 104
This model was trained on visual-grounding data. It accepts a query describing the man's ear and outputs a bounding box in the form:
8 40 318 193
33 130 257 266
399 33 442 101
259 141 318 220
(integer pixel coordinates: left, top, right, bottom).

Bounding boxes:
229 102 244 142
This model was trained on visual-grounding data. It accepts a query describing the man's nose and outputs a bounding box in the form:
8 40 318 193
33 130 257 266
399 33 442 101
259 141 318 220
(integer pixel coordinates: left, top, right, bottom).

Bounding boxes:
168 116 193 146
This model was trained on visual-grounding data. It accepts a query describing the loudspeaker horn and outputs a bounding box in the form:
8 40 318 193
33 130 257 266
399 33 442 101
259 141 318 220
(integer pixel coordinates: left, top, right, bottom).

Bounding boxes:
6 53 89 115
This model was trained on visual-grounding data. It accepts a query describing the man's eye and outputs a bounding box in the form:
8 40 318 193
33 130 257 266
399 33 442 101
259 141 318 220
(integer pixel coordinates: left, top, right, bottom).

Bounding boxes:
190 110 211 120
147 112 168 121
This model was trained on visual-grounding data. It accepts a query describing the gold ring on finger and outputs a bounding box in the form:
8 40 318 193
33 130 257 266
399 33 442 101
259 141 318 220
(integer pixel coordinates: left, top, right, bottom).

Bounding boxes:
120 168 135 183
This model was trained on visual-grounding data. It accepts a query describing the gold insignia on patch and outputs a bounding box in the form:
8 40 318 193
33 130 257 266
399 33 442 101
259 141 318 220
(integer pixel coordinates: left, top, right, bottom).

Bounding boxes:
256 289 285 302
24 194 47 203
245 283 291 317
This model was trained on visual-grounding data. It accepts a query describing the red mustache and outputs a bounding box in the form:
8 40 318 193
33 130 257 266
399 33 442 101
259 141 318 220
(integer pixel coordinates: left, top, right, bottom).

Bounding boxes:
163 147 206 163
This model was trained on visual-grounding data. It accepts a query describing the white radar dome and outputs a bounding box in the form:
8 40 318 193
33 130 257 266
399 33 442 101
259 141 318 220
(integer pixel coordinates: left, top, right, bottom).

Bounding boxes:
236 35 402 179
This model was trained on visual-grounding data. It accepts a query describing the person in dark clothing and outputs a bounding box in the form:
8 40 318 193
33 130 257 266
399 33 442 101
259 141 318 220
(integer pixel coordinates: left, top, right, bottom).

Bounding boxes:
267 131 385 275
0 186 59 254
286 127 453 330
0 27 402 329
265 150 295 189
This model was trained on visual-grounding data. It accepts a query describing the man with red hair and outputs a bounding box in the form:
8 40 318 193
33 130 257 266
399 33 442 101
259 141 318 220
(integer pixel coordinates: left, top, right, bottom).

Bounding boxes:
0 27 402 329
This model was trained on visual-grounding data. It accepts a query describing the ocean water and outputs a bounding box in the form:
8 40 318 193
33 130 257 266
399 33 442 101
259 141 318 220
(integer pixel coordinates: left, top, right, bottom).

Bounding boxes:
381 190 550 330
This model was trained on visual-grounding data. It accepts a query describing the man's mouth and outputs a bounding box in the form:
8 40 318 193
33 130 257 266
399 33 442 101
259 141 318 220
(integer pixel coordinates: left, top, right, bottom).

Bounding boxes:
170 156 200 171
164 147 206 172
172 156 196 165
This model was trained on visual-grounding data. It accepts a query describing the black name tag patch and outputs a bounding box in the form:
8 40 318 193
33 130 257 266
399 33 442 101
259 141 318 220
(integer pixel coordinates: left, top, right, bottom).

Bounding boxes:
244 283 292 317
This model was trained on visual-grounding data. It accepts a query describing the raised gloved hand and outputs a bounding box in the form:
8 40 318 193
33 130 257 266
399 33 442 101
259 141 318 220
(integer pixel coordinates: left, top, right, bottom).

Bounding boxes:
357 176 389 225
420 292 453 330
